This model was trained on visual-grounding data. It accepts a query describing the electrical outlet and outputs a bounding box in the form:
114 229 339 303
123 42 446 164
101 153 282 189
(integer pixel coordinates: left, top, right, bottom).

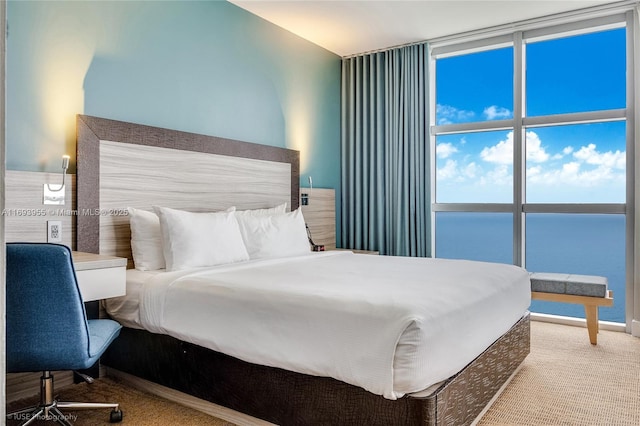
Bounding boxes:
47 221 62 243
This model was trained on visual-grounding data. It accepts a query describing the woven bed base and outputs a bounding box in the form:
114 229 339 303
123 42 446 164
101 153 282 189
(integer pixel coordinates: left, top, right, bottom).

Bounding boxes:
103 314 530 425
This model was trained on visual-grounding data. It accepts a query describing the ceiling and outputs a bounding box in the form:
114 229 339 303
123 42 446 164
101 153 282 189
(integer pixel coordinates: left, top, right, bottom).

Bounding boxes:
229 0 619 56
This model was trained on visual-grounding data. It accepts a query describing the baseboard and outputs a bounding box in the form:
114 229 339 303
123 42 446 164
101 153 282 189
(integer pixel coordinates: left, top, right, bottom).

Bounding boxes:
105 367 275 426
530 312 626 332
5 371 74 403
632 319 640 337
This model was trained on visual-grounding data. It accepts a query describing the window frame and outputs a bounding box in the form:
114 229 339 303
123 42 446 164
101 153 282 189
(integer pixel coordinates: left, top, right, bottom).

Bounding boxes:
429 9 636 331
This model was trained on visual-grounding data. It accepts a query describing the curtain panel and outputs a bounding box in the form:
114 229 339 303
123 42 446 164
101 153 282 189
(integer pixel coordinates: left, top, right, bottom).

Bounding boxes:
341 43 430 257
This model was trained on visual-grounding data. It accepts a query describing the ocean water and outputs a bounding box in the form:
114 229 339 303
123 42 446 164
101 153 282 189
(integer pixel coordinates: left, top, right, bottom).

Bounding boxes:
435 213 626 323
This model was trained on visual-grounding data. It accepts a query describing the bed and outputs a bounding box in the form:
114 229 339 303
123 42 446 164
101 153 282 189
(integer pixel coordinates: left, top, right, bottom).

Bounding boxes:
76 114 531 425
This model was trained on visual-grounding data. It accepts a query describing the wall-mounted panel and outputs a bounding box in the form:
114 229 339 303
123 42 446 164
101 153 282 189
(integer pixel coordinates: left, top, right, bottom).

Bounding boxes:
300 188 336 249
4 171 76 247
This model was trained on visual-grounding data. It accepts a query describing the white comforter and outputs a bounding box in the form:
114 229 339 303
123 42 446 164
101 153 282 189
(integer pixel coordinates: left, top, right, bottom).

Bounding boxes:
139 251 530 399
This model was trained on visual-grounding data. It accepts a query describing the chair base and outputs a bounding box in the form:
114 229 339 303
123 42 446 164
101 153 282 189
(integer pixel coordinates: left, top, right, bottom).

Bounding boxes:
6 371 122 425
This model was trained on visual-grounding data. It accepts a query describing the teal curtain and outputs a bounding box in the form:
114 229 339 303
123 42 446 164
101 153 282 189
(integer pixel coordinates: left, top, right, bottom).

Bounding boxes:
341 43 430 257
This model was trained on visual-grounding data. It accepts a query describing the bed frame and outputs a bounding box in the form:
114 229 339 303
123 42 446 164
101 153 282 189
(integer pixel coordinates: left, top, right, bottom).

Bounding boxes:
76 114 530 425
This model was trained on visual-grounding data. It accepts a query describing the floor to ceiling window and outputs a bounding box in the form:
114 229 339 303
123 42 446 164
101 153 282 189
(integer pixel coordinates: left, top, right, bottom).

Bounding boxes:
430 13 633 324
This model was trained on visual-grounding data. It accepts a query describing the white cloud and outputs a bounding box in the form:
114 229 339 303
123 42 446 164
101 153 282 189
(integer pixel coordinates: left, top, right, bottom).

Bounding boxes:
436 142 458 159
462 162 479 179
484 164 511 186
438 130 626 202
436 104 475 125
527 159 625 188
573 143 625 169
527 165 541 177
562 161 581 177
437 159 482 182
483 105 512 120
551 146 571 160
526 143 626 187
480 131 549 165
480 137 512 164
526 131 550 163
437 159 458 181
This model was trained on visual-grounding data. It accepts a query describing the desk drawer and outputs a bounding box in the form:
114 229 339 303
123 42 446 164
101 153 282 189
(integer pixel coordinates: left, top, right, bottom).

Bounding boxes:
76 267 126 302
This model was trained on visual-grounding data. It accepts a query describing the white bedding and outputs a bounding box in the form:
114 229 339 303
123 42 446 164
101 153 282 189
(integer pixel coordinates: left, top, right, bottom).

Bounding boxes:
103 269 158 330
107 251 530 400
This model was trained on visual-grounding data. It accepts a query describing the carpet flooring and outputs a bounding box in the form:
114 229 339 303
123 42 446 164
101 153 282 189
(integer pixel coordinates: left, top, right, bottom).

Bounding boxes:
478 321 640 426
6 376 232 426
6 321 640 425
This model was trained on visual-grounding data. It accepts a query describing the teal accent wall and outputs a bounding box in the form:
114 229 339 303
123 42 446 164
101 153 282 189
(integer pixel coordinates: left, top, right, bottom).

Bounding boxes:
7 0 340 226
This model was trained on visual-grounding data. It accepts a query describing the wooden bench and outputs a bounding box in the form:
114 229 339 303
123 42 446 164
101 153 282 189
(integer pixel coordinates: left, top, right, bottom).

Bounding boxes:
530 272 614 345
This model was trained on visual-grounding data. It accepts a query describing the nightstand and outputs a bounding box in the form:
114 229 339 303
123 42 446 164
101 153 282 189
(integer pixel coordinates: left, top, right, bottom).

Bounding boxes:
72 251 127 302
330 248 379 255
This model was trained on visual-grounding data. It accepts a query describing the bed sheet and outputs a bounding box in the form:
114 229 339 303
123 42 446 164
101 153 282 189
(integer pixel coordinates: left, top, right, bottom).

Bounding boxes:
103 269 160 329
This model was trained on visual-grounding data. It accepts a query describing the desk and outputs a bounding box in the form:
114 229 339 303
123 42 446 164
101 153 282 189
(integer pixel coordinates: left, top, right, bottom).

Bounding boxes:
72 251 126 383
72 251 127 302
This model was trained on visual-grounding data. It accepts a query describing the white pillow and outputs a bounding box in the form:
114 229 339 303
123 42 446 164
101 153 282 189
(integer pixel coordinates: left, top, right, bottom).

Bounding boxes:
236 208 310 259
154 206 249 271
128 207 166 271
235 203 287 217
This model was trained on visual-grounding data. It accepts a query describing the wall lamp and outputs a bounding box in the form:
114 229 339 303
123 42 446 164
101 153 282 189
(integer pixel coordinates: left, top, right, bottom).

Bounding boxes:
301 176 312 206
43 155 70 205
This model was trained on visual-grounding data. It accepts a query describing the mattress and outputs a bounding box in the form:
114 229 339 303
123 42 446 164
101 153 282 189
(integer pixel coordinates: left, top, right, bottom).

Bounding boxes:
105 251 531 399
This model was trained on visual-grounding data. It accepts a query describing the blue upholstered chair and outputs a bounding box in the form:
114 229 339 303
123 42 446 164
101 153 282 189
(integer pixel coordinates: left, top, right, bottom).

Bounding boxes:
6 243 123 425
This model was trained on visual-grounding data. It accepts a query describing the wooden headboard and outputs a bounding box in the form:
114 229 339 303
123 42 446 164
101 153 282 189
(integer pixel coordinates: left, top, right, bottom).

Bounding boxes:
76 115 300 262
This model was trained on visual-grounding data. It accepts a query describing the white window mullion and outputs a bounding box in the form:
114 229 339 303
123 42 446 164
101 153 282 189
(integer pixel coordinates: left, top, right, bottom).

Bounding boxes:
523 204 626 214
431 118 513 135
429 47 437 258
432 203 514 213
628 8 639 336
513 32 525 267
523 109 626 127
432 34 512 58
523 13 626 43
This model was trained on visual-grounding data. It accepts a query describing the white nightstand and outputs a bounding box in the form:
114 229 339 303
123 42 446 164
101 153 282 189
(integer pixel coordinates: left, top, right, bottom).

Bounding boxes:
329 248 379 255
71 251 127 302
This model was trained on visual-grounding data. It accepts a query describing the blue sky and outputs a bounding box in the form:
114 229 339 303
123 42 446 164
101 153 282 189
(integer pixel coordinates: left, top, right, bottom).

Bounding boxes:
435 28 626 203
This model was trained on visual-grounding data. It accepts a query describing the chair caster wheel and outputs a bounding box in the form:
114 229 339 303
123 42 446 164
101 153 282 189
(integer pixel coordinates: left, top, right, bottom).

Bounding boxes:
110 409 123 423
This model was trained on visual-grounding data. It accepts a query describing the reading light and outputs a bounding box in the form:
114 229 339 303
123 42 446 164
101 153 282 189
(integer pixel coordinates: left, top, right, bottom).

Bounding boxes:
301 176 313 206
43 155 70 205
